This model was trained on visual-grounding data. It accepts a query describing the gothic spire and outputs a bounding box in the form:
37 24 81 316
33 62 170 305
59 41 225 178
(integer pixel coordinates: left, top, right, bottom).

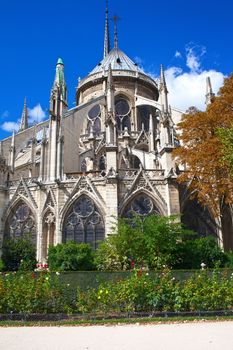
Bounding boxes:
53 58 67 103
205 76 215 106
113 15 120 49
160 64 168 94
103 0 110 58
160 64 169 113
19 97 28 131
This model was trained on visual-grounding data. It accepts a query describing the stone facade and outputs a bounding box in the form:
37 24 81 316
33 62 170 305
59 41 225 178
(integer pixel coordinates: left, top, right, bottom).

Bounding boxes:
0 8 230 262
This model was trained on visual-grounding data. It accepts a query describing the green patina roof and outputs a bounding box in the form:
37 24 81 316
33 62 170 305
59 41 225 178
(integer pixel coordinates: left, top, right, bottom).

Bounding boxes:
57 57 64 65
54 58 67 101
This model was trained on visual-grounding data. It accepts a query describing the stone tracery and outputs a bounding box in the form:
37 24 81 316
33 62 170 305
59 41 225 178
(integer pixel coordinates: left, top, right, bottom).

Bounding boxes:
123 194 160 218
5 202 36 245
63 195 105 249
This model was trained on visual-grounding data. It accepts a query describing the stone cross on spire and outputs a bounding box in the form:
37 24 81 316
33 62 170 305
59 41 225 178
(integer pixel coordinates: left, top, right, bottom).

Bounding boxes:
103 0 110 58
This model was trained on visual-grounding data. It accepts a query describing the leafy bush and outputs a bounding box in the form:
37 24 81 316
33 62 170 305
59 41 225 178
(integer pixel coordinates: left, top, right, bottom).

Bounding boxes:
95 215 194 270
94 217 145 270
2 235 37 271
173 236 227 269
0 268 233 314
76 268 233 313
48 242 95 271
0 272 75 314
95 215 227 271
224 251 233 268
0 259 5 272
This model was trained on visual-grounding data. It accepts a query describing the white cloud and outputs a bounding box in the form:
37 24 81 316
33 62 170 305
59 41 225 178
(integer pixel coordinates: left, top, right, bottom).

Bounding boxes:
185 44 206 72
28 104 46 124
0 103 46 134
1 110 9 119
143 44 225 111
1 121 19 133
165 67 225 111
174 51 182 59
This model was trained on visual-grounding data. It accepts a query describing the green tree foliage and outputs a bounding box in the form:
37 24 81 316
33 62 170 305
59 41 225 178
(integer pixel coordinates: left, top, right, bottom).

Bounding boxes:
47 242 95 271
2 234 37 271
173 236 227 269
95 215 227 270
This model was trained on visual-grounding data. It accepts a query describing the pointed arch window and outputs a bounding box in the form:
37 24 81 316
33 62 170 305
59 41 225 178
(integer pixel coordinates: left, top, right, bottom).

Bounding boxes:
63 195 105 249
5 202 36 245
123 194 160 218
115 98 131 132
87 104 101 136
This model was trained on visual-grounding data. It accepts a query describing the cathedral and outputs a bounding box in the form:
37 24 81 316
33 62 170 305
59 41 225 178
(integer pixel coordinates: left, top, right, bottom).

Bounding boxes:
0 5 230 263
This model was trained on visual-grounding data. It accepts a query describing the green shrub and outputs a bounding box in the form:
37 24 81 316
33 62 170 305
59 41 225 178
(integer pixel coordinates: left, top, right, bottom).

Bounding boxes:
2 235 37 271
94 217 145 270
0 272 75 314
0 268 233 314
173 236 227 269
95 215 227 271
76 268 233 313
224 252 233 268
0 259 5 272
48 242 95 271
95 215 194 270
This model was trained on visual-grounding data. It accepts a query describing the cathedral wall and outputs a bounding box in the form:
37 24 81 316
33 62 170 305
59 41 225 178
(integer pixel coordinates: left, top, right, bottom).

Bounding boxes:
0 189 9 251
82 84 104 103
12 167 30 180
63 96 105 174
1 121 48 161
167 182 180 215
137 84 157 101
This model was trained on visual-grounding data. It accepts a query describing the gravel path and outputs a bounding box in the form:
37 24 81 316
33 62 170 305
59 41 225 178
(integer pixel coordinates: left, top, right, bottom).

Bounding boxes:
0 321 233 350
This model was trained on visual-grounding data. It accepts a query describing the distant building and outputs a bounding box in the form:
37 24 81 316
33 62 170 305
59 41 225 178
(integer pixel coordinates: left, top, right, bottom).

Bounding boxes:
0 4 231 262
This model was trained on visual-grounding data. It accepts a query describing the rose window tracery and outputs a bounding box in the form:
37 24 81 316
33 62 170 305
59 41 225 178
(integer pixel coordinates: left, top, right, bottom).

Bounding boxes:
5 202 36 244
63 195 105 249
123 195 160 218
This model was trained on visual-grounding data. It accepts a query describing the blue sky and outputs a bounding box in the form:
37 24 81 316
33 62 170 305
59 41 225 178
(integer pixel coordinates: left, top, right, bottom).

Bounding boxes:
0 0 232 138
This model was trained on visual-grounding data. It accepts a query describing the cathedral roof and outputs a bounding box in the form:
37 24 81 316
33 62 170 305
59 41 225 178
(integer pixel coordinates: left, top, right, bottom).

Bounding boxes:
89 47 144 75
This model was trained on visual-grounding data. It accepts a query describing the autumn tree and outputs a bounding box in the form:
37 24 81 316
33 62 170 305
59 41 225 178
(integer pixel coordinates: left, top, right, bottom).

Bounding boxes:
217 124 233 175
173 74 233 250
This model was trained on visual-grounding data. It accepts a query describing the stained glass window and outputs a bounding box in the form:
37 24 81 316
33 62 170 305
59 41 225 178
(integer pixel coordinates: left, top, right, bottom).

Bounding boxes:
115 99 131 132
63 195 105 249
87 104 101 136
123 195 160 218
5 202 36 245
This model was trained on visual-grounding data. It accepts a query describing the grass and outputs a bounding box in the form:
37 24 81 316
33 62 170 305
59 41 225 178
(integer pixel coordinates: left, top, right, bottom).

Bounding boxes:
0 315 233 327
